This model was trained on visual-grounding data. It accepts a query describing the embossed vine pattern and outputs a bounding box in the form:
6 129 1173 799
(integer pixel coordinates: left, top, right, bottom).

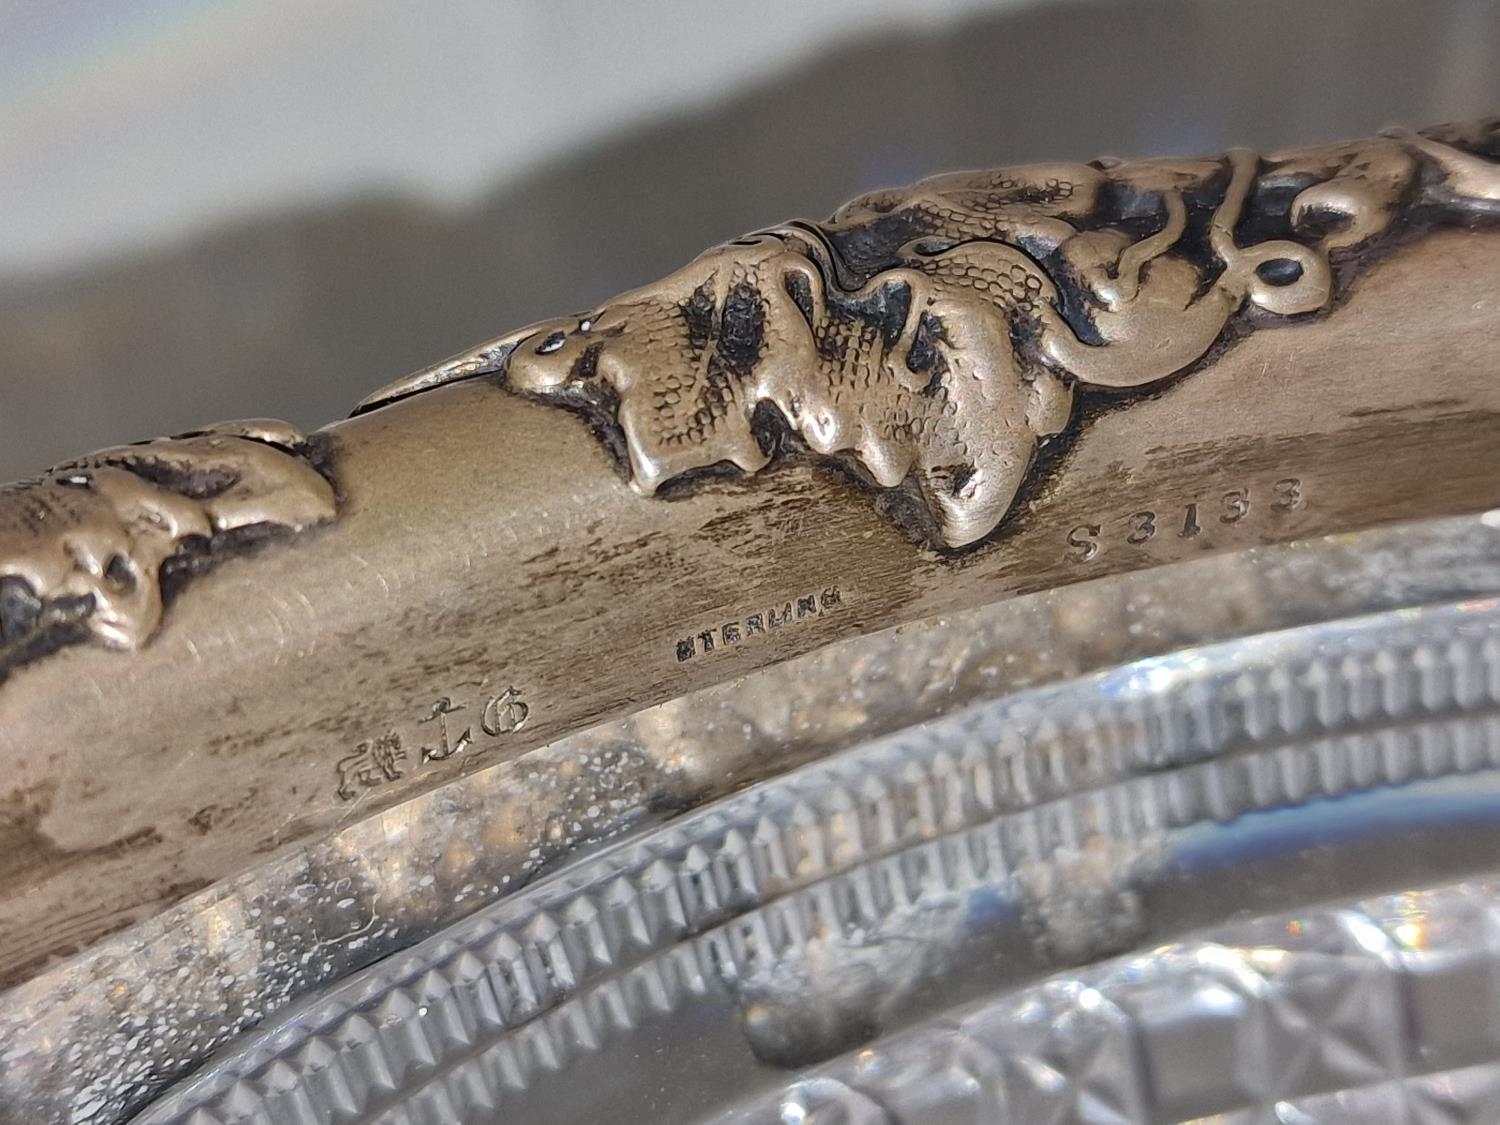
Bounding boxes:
363 118 1500 548
0 420 336 666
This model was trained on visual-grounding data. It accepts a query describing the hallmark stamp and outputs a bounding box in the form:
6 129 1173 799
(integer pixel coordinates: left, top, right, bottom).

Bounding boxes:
418 697 471 763
335 686 530 801
676 587 842 662
481 687 530 736
335 734 406 802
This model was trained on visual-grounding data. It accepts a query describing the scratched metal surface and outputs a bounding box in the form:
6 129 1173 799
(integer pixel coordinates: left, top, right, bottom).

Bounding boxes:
7 130 1500 1002
135 591 1500 1123
6 511 1500 1123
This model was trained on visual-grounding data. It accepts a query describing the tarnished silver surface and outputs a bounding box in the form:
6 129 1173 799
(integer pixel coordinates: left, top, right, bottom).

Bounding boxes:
9 511 1500 1123
120 548 1500 1121
6 123 1500 996
3 100 1500 1125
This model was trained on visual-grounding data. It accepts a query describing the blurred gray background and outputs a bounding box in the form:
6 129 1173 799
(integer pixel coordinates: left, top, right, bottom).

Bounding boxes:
3 0 1499 481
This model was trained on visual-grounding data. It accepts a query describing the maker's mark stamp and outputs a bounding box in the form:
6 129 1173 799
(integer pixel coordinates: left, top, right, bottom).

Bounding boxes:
335 685 530 802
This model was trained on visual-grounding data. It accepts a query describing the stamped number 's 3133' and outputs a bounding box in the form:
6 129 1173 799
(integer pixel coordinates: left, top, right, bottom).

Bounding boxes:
1066 477 1305 563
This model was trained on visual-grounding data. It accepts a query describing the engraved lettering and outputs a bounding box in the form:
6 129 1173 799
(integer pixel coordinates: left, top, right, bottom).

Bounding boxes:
1067 524 1102 562
1126 511 1157 545
1220 488 1250 524
671 588 842 660
1066 475 1306 558
481 688 529 736
336 683 531 799
1180 502 1201 539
